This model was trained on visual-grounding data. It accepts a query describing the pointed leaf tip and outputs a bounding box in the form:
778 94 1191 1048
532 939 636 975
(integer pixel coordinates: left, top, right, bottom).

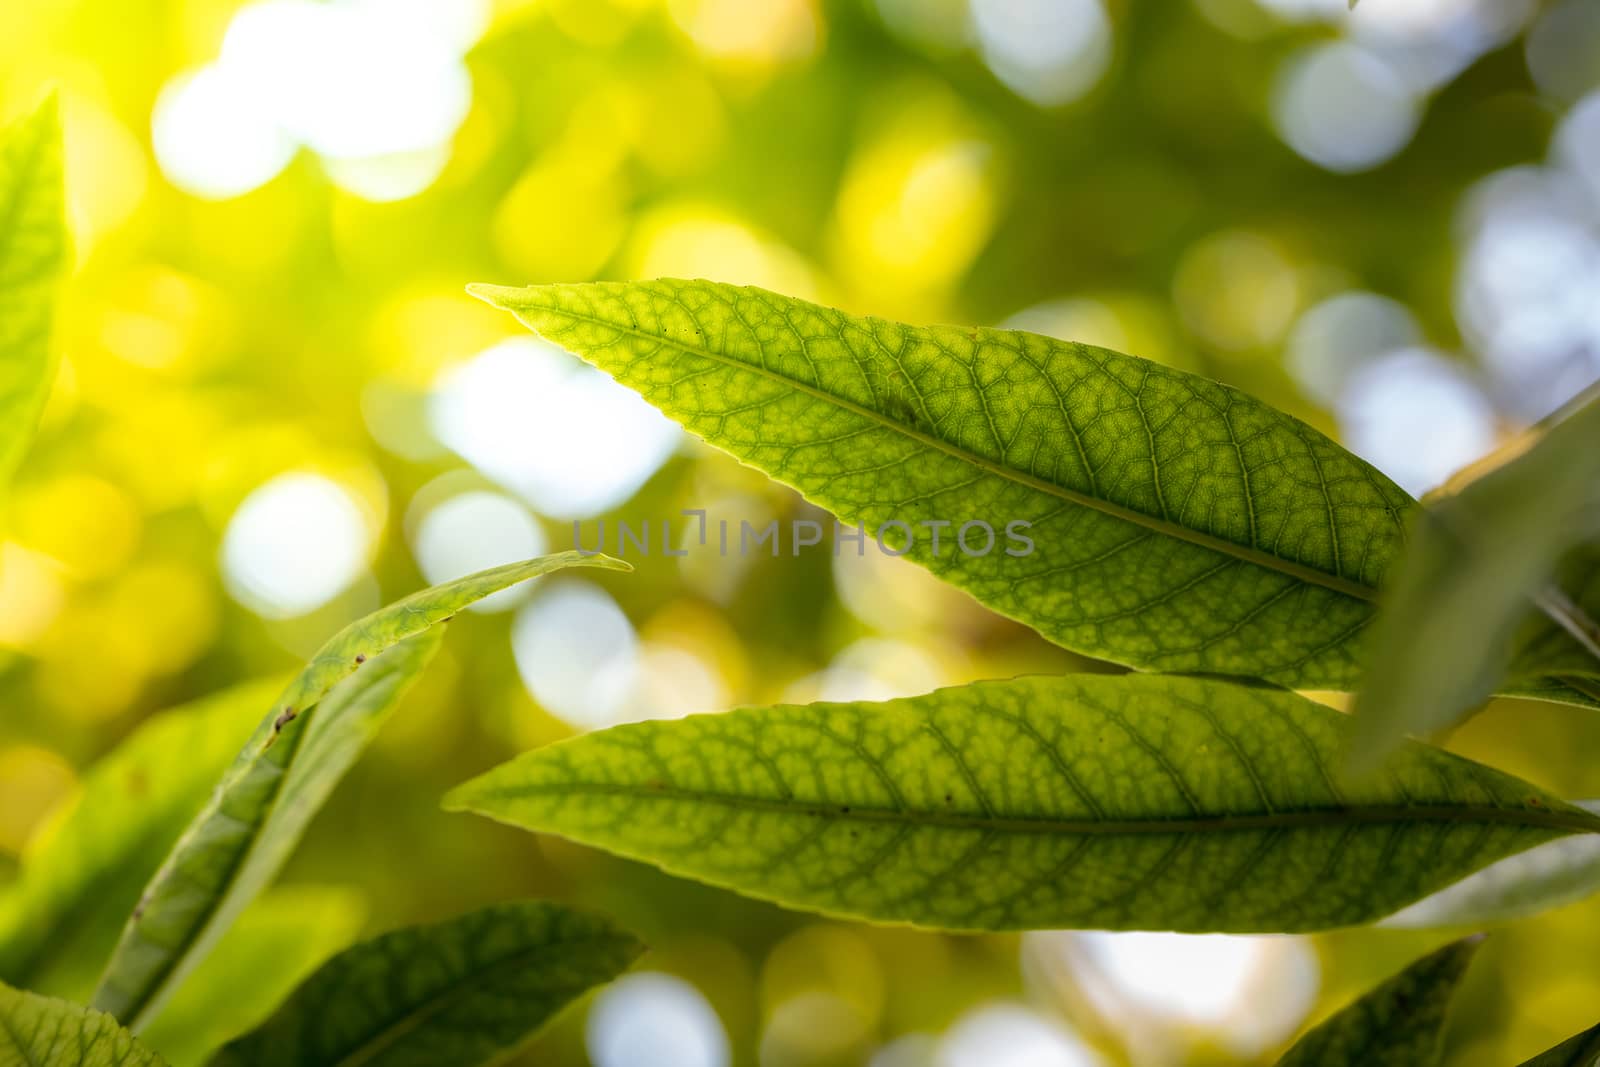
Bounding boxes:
466 282 529 308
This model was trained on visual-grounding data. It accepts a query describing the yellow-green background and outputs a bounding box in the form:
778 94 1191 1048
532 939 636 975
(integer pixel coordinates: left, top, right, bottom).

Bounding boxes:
3 0 1600 1064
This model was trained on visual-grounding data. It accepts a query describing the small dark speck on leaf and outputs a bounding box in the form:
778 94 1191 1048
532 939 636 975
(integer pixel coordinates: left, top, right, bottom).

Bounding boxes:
355 653 366 664
273 707 296 731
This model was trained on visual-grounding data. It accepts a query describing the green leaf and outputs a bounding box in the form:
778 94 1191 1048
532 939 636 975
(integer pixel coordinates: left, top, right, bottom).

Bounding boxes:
0 94 68 498
468 279 1414 691
0 982 167 1067
1515 1021 1600 1067
140 887 366 1067
1381 801 1600 928
0 678 286 999
1272 936 1481 1066
445 673 1600 933
1350 392 1600 768
92 552 627 1030
210 901 642 1067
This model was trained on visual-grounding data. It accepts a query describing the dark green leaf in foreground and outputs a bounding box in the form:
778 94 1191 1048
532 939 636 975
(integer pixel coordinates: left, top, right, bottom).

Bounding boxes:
1350 392 1600 768
92 553 627 1030
1273 936 1481 1067
0 679 283 999
446 674 1600 933
1516 1020 1600 1067
211 901 642 1067
469 279 1414 690
0 94 68 498
0 982 166 1067
1382 800 1600 929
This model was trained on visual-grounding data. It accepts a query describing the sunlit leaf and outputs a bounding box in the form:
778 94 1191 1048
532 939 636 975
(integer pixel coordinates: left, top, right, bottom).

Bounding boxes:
0 678 286 999
140 887 366 1067
0 981 166 1067
0 93 67 501
1515 1020 1600 1067
445 674 1600 932
469 279 1416 690
92 552 628 1030
211 901 642 1067
1350 393 1600 768
1381 801 1600 928
1273 936 1481 1066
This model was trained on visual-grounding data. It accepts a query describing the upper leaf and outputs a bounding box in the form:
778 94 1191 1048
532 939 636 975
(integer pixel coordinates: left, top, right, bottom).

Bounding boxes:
445 674 1600 933
210 901 642 1067
1381 801 1600 928
1516 1021 1600 1067
0 679 282 999
0 94 68 498
1272 936 1481 1066
91 552 627 1030
0 982 167 1067
1350 391 1600 767
469 279 1413 691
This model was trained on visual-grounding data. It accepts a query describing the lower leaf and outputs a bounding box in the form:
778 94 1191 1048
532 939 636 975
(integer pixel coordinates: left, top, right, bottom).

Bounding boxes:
209 901 642 1067
444 674 1600 933
1273 936 1481 1066
1516 1021 1600 1067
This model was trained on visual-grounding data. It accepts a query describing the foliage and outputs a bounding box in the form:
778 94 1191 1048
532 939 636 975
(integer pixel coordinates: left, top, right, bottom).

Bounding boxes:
0 982 165 1067
211 902 641 1067
1271 936 1480 1067
5 1 1600 1064
450 673 1597 932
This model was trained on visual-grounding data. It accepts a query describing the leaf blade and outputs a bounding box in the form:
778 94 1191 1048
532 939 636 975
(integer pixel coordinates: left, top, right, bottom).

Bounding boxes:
1272 936 1481 1066
210 901 642 1067
0 982 167 1067
1351 393 1600 767
91 552 627 1029
0 678 287 999
1380 801 1600 928
469 279 1414 690
446 674 1599 933
0 94 68 497
1516 1021 1600 1067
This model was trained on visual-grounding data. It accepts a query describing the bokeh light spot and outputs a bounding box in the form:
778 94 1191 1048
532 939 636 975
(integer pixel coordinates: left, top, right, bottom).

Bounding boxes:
1272 42 1420 173
411 490 547 613
430 339 681 520
588 972 731 1067
512 579 640 729
1335 348 1498 495
971 0 1113 107
1287 290 1421 405
938 1004 1104 1067
221 473 375 619
152 65 296 199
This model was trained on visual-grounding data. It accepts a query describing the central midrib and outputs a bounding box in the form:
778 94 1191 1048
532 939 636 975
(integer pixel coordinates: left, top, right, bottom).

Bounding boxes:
506 294 1385 604
484 781 1600 837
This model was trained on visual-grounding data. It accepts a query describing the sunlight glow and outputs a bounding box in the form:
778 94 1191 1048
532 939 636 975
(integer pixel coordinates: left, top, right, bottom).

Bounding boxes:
152 65 295 200
588 972 730 1067
429 339 681 520
152 0 484 201
938 1004 1104 1067
411 490 546 613
971 0 1113 107
1335 348 1498 495
220 473 375 618
512 579 640 729
1272 42 1420 172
